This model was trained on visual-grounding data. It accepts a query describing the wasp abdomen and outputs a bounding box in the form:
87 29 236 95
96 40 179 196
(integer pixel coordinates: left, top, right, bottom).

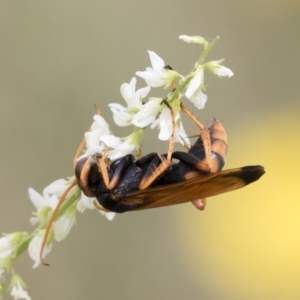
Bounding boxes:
209 118 228 172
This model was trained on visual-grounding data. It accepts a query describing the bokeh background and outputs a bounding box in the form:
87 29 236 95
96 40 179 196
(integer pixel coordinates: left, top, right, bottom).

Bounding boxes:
1 1 300 299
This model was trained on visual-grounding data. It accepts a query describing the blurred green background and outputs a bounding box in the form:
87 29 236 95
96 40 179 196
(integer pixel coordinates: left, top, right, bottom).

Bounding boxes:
1 1 300 299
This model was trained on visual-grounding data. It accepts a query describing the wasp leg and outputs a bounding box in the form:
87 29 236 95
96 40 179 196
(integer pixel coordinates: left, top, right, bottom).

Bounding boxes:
180 103 212 170
136 152 169 187
171 119 226 174
191 199 207 211
136 152 166 166
172 151 211 173
98 152 135 190
138 152 172 190
173 118 227 211
139 101 175 190
174 149 209 210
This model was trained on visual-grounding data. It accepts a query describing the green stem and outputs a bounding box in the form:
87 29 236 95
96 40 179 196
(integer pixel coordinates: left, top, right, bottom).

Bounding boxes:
15 235 32 257
168 74 193 102
167 36 220 104
198 36 220 64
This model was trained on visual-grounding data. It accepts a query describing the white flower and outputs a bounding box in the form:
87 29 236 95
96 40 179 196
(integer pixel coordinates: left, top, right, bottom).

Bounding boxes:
189 89 208 109
131 98 162 128
120 77 150 108
85 115 110 148
179 35 208 46
151 106 175 141
205 60 233 78
184 66 208 109
99 211 116 221
10 282 31 300
77 194 95 212
185 67 203 99
77 194 116 221
109 77 150 127
28 188 59 225
43 179 68 197
0 233 27 265
150 107 190 147
54 215 76 242
100 133 139 161
136 51 179 88
91 114 110 133
0 235 13 259
28 235 52 269
109 103 133 127
79 114 111 159
174 122 191 147
28 188 58 211
80 143 105 160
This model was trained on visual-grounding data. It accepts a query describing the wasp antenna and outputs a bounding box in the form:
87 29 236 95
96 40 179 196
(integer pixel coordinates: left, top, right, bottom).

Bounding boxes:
171 81 177 91
40 179 78 266
136 148 143 159
73 137 87 168
94 104 101 115
161 98 176 161
73 106 102 168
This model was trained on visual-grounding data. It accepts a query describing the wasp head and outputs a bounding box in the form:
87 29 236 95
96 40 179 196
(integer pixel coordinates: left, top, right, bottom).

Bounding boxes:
75 155 104 197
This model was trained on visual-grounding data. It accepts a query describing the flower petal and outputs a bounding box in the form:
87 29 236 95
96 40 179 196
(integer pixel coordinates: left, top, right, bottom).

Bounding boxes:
216 65 233 77
0 235 13 259
174 122 191 147
92 115 110 133
77 194 95 213
131 99 161 128
179 35 208 46
108 142 135 161
136 70 167 87
28 235 52 269
185 72 202 99
10 282 31 300
120 77 137 106
134 85 151 101
28 188 45 210
43 179 67 197
148 50 165 70
54 216 75 242
190 90 208 109
100 135 121 148
158 107 173 141
109 103 133 127
100 211 116 221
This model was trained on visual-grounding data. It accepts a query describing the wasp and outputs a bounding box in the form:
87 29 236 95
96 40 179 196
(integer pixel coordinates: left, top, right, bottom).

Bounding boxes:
39 103 264 265
74 104 265 213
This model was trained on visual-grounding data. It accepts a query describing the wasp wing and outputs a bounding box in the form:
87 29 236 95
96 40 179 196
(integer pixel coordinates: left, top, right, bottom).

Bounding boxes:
123 165 265 211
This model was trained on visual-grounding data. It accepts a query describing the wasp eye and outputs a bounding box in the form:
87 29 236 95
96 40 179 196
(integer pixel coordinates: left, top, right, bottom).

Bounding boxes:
75 156 89 181
75 156 96 197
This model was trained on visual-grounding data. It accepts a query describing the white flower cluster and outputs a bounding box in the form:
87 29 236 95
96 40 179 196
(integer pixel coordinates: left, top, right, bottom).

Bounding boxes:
0 35 233 299
80 39 233 163
0 233 31 299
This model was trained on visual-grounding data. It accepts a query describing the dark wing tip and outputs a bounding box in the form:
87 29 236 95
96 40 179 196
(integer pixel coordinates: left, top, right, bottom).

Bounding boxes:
239 165 265 185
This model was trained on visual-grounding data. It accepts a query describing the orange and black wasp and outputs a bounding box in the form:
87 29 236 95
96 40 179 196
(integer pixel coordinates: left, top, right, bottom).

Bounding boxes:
40 102 264 265
75 102 264 213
